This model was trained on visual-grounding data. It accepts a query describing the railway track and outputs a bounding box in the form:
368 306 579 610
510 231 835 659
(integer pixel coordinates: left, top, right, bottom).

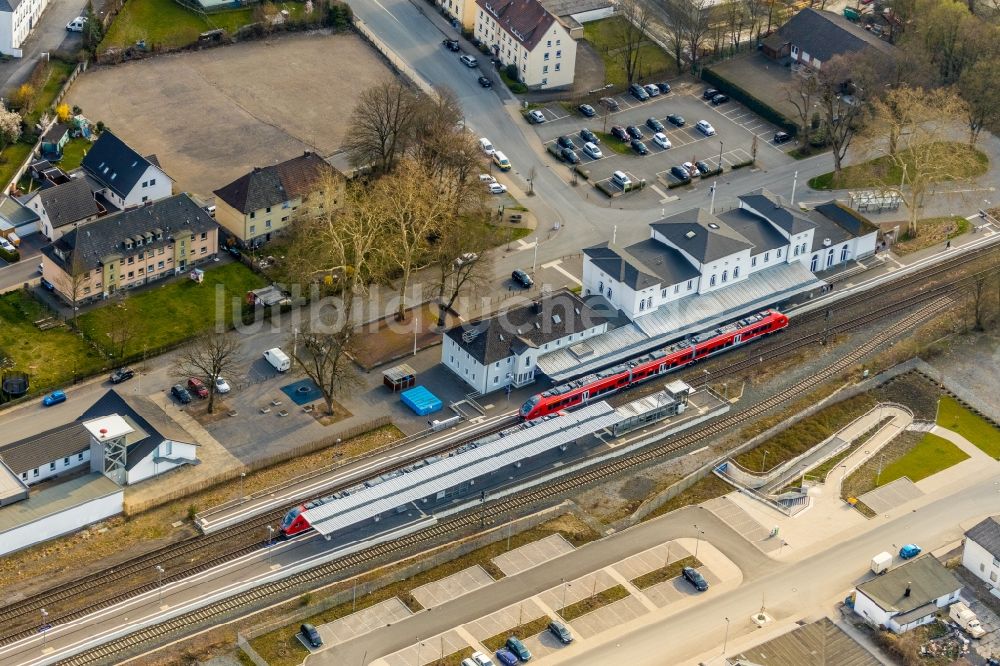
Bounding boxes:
54 297 947 665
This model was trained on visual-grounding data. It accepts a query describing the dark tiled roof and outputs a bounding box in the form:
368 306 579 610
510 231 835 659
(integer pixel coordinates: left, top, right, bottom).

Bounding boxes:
585 239 701 291
716 208 789 253
0 422 92 475
476 0 557 51
651 208 752 264
966 516 1000 558
768 8 894 62
35 178 101 230
856 556 960 614
446 290 607 364
42 123 70 144
82 131 168 199
740 189 815 235
46 194 217 270
811 201 879 237
583 243 656 291
213 152 336 214
731 618 880 666
82 390 194 471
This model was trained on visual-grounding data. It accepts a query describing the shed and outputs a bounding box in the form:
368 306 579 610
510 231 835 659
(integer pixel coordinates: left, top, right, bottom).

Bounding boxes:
246 285 290 307
383 363 417 392
400 386 442 416
41 124 70 158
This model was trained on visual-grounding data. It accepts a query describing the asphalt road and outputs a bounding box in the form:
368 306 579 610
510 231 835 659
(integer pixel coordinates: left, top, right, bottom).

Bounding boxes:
0 4 85 94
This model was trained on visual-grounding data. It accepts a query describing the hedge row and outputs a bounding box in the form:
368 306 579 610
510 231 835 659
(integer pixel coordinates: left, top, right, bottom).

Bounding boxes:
701 67 799 137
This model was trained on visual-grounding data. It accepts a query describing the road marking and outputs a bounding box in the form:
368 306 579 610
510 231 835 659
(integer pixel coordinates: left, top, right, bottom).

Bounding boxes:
541 260 582 285
370 0 401 21
649 183 670 202
516 238 537 251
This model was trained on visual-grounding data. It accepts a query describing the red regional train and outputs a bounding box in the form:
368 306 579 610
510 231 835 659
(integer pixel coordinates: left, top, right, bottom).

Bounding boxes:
519 309 788 420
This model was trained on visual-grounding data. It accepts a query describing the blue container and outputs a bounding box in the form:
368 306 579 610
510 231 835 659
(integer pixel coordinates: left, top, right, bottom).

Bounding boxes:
400 386 443 416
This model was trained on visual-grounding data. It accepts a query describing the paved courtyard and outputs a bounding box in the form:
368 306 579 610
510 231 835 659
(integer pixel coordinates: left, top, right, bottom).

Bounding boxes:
704 496 781 552
410 566 495 608
318 597 413 647
491 534 576 577
858 477 924 515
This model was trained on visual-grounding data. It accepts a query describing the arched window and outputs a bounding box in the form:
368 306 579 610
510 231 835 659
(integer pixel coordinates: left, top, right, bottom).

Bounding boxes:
710 275 716 287
826 248 835 267
840 245 849 262
722 270 728 283
810 255 818 271
733 266 740 279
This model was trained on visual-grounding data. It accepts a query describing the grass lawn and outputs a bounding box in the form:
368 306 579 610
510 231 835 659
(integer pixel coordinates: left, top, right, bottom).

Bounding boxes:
77 262 265 358
21 59 77 127
594 132 632 154
631 555 701 589
877 432 968 485
499 68 528 94
583 17 673 87
55 137 92 172
893 216 969 255
643 474 731 522
101 0 272 51
937 396 1000 459
0 142 34 190
0 291 105 392
808 143 988 190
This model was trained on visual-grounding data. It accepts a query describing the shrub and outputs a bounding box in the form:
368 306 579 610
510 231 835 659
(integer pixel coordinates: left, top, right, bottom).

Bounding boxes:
96 120 106 133
505 63 518 80
667 179 691 189
10 84 34 113
0 247 20 262
574 165 590 181
595 180 619 197
730 159 754 170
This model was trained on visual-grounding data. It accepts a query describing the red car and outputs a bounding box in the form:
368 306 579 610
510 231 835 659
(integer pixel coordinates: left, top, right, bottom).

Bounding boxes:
187 377 209 398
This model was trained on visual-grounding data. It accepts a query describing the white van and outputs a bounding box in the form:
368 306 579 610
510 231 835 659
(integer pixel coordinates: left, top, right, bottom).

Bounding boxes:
66 16 87 32
492 151 511 171
479 137 495 155
263 348 291 372
611 170 632 190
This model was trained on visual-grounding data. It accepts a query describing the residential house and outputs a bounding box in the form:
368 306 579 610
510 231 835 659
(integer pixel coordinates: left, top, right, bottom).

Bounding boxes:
81 131 173 210
853 556 962 633
213 151 343 248
762 8 894 70
475 0 577 89
962 516 1000 590
40 193 219 304
0 195 39 238
0 0 50 57
442 289 609 393
22 177 103 241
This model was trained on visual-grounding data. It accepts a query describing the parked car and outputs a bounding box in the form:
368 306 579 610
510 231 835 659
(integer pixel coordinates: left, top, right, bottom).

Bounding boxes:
110 368 135 384
479 137 495 155
66 16 87 31
629 83 649 101
578 103 596 117
610 125 630 141
0 237 14 252
667 113 685 127
215 376 231 394
300 623 323 648
187 377 209 398
495 649 518 666
479 173 497 184
683 566 709 591
477 76 492 88
899 544 922 559
656 82 672 94
505 636 532 661
644 84 661 97
171 385 193 404
696 160 713 175
711 93 730 105
42 390 67 406
561 148 580 164
556 135 576 149
460 54 478 67
548 621 573 644
471 652 495 666
488 182 508 194
527 109 546 124
582 142 603 159
696 120 716 136
702 87 719 100
600 97 620 111
442 38 460 51
579 128 599 144
652 132 672 149
773 130 793 144
626 125 643 139
631 140 649 155
646 117 664 132
682 161 699 177
512 269 533 288
670 165 692 182
40 278 55 291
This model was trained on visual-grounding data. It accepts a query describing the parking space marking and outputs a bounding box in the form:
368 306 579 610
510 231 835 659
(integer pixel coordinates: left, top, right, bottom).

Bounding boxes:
541 260 583 286
514 238 536 251
648 183 670 202
542 106 570 122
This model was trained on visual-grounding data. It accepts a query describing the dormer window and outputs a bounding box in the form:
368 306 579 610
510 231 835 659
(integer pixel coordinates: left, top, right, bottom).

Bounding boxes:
124 239 133 249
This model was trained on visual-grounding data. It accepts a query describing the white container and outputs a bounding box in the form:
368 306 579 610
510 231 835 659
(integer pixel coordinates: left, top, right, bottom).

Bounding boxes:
871 551 892 575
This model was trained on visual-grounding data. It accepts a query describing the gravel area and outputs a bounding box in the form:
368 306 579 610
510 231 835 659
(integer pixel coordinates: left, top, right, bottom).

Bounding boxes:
924 331 1000 420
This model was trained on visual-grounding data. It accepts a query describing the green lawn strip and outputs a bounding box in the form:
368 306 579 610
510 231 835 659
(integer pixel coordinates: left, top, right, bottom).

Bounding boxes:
593 132 631 154
582 17 673 87
893 217 969 256
643 474 731 522
101 0 255 51
499 68 528 94
56 137 92 172
481 616 551 651
250 515 600 666
559 584 629 621
937 396 1000 459
0 142 34 189
434 647 476 666
782 416 894 491
21 59 76 127
878 433 969 485
77 262 265 357
631 556 702 590
808 143 988 190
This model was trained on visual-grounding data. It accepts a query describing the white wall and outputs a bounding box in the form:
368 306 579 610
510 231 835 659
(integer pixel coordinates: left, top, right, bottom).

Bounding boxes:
0 14 13 57
571 6 613 23
442 334 489 394
698 249 751 294
0 489 122 557
475 8 576 89
853 590 894 628
20 449 91 486
121 165 171 209
963 538 1000 588
126 440 198 485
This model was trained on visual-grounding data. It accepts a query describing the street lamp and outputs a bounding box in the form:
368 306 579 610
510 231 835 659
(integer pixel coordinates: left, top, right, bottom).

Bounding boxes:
240 472 246 503
156 565 165 605
717 141 724 174
40 608 48 647
561 579 572 611
267 526 275 563
694 524 705 559
415 640 423 666
761 449 769 474
722 616 731 654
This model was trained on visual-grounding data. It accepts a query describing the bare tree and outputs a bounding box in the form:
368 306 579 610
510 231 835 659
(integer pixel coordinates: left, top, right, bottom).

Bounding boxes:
432 222 495 326
67 249 89 329
176 331 241 414
815 53 877 179
342 79 423 174
659 0 687 74
614 0 652 84
958 57 1000 146
290 322 358 417
682 0 713 73
106 293 136 360
784 72 820 148
971 273 989 331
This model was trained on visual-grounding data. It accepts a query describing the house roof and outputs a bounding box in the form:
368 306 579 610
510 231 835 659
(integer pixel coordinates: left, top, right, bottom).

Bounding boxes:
539 0 609 18
764 8 895 62
965 516 1000 559
42 123 70 144
44 193 217 270
81 131 169 199
476 0 558 51
0 195 39 227
213 151 337 214
651 208 753 264
445 289 607 365
731 618 880 666
0 422 92 476
855 556 961 615
33 178 101 230
716 208 790 254
740 189 815 236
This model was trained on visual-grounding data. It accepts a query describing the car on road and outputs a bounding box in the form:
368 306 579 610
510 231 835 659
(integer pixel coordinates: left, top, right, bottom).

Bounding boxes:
631 139 649 155
652 132 672 149
477 76 492 88
561 147 580 164
460 54 478 67
583 142 603 159
774 130 793 144
667 113 685 127
215 376 231 394
629 83 649 101
696 160 713 175
110 368 135 384
711 93 730 105
683 566 709 591
479 137 495 155
548 621 573 644
171 384 193 404
488 182 508 194
600 97 620 111
506 636 531 661
42 390 67 406
495 649 518 666
556 135 576 149
899 544 922 559
479 173 497 184
578 104 596 117
579 128 599 144
626 125 643 139
646 117 664 132
300 623 323 648
696 120 716 136
670 165 692 182
702 87 719 100
187 377 209 398
442 38 460 51
512 269 533 288
471 651 495 666
527 109 546 124
644 84 661 97
610 125 630 141
66 16 87 31
656 82 672 94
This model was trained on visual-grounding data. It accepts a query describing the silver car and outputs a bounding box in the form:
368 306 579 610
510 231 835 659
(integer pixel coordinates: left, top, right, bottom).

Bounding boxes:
583 141 603 159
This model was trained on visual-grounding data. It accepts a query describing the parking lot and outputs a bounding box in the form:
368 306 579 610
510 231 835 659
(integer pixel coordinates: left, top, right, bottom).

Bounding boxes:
528 79 794 203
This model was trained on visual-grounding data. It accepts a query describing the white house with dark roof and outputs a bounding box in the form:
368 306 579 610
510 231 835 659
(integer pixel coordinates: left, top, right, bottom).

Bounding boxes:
853 556 962 633
22 177 104 241
81 131 173 210
762 8 895 70
0 0 49 57
475 0 577 89
963 516 1000 590
442 289 609 393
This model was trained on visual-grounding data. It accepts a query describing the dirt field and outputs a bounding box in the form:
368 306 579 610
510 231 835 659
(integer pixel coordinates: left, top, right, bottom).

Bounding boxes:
66 31 393 195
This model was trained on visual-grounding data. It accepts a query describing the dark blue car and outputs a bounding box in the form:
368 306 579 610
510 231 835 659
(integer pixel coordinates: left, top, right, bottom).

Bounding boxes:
495 648 519 665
